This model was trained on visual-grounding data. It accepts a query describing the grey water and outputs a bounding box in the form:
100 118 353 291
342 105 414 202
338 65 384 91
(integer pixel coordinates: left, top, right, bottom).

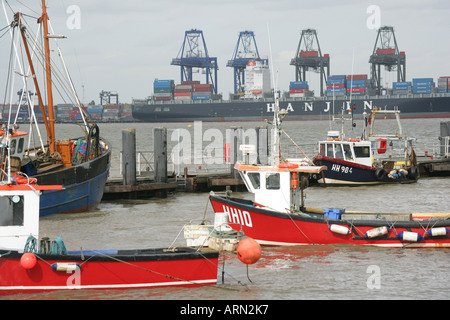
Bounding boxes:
6 118 450 300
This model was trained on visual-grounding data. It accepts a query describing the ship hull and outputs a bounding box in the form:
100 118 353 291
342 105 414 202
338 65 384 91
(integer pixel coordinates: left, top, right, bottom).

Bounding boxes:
133 95 450 122
312 155 418 185
33 140 111 216
209 195 450 248
0 248 219 296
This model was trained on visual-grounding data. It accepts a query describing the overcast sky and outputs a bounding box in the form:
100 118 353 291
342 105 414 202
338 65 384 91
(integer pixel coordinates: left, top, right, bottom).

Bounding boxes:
1 0 449 104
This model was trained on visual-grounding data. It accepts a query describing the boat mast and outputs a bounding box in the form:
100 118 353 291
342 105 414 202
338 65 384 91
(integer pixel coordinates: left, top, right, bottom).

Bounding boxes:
16 13 52 144
39 0 56 155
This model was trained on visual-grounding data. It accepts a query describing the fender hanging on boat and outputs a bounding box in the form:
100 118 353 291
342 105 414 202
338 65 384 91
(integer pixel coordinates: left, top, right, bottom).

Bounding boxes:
365 226 389 239
397 231 423 242
425 227 449 237
329 224 351 235
50 263 81 272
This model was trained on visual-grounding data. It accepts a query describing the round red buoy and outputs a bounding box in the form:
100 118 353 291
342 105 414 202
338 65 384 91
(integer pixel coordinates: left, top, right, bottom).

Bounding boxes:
237 237 261 264
20 252 37 269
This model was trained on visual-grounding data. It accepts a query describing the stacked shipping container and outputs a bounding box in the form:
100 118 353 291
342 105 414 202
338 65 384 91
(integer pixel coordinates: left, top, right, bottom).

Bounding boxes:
153 80 174 101
289 81 309 98
346 74 368 96
438 77 450 93
102 104 120 121
392 81 411 94
412 78 434 94
192 83 213 100
326 75 346 96
120 104 133 120
87 105 103 121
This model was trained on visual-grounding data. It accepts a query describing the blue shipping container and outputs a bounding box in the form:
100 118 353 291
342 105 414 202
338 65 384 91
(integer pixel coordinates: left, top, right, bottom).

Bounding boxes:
413 89 432 94
154 80 174 88
326 88 345 93
327 79 346 85
393 82 411 87
412 78 433 82
192 95 210 100
347 80 366 85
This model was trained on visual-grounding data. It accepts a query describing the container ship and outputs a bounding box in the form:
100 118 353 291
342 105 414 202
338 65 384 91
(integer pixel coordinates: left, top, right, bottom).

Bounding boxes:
132 28 450 122
131 76 450 123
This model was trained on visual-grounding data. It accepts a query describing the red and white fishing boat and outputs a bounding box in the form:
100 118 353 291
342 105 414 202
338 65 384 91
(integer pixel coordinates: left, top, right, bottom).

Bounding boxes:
210 93 450 248
0 180 219 296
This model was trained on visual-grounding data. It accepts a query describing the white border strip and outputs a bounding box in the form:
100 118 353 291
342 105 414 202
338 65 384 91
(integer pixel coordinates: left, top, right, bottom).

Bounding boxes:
0 279 217 292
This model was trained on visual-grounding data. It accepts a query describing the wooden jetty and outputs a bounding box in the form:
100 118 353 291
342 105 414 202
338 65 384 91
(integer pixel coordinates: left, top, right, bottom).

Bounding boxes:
102 127 246 200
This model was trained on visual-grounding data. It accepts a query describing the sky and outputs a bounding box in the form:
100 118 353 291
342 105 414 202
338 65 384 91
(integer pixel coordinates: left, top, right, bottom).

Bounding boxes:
1 0 449 105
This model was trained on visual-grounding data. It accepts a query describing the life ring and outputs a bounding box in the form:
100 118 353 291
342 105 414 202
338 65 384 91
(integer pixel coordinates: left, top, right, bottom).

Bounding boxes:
375 168 387 181
13 175 37 185
278 163 299 169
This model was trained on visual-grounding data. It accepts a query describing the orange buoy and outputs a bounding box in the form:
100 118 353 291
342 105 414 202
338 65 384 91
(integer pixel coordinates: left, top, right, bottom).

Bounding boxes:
237 237 261 265
20 252 37 269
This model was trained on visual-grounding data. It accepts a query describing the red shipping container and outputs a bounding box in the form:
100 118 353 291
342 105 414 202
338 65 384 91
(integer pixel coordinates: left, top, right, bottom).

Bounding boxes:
346 74 367 80
181 81 200 85
154 96 171 101
289 89 307 93
174 92 191 97
327 84 345 89
193 84 212 92
347 88 366 93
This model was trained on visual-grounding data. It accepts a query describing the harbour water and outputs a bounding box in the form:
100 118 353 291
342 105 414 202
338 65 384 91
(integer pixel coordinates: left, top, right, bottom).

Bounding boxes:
5 118 450 300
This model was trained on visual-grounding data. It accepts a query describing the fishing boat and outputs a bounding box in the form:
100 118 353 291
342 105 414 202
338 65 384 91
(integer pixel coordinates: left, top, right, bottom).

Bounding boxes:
312 108 419 185
209 91 450 248
2 1 111 215
0 178 219 296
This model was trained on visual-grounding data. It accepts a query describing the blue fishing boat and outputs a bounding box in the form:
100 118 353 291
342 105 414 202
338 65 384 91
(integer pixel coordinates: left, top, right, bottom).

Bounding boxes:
2 3 110 215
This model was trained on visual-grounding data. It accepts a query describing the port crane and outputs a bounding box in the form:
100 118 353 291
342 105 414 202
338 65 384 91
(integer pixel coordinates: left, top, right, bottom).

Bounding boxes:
226 31 268 95
99 90 119 105
290 29 330 96
369 26 406 94
171 29 218 94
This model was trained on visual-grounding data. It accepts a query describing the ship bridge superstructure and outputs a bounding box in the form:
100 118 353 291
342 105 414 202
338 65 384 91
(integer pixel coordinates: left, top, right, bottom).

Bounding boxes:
227 31 268 95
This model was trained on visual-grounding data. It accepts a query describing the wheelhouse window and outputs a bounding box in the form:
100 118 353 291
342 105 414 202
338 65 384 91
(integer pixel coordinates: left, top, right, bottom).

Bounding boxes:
247 172 260 190
266 173 280 190
354 146 370 158
10 139 16 155
342 144 353 160
326 144 333 157
17 138 24 154
0 195 24 226
334 144 344 160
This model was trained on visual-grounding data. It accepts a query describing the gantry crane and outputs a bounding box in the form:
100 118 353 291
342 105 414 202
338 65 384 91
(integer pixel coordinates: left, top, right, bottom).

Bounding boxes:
99 90 119 105
369 26 406 94
171 29 218 94
290 29 330 96
226 31 268 95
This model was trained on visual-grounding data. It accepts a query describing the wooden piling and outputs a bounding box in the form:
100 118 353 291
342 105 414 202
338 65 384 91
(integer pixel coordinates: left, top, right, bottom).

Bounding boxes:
154 127 168 198
122 128 136 186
